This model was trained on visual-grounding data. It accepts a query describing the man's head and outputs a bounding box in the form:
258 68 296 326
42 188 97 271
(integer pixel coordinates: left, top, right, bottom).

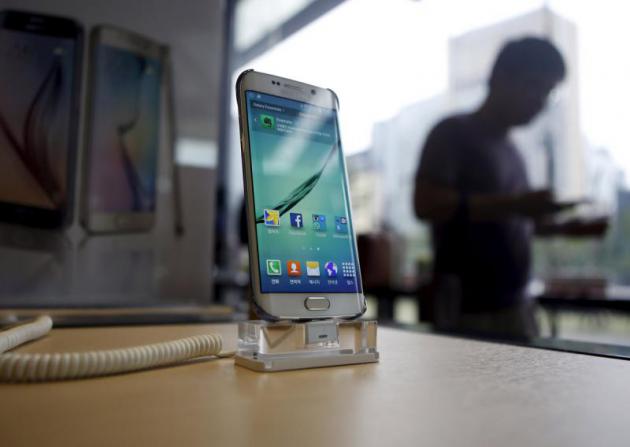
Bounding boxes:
487 37 566 126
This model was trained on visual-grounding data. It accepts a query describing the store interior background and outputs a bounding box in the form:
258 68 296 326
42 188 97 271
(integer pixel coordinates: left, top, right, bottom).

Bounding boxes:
1 0 630 349
0 0 224 308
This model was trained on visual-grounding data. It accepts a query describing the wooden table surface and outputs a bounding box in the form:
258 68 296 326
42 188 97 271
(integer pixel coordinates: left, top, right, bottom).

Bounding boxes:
2 323 630 447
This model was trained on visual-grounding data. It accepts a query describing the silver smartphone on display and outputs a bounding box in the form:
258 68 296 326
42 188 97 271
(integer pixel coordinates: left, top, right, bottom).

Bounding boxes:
81 26 165 234
236 70 366 320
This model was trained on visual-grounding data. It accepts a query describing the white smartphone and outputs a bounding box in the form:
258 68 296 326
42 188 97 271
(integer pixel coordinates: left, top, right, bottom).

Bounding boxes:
81 25 165 234
236 70 366 320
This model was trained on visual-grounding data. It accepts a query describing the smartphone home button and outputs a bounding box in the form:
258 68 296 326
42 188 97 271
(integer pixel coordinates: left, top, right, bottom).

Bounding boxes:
304 297 330 311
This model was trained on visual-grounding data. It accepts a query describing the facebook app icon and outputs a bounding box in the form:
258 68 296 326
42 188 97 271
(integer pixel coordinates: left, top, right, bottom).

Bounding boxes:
290 212 303 229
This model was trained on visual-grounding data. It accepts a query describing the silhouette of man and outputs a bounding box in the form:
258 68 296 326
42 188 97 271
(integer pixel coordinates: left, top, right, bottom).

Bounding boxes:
414 37 606 338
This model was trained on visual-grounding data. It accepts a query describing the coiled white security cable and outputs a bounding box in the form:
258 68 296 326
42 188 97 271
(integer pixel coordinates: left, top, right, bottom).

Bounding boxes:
0 316 225 382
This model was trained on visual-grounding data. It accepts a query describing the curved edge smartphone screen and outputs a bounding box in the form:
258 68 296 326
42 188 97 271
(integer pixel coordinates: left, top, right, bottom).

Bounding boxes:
245 90 361 294
87 43 161 214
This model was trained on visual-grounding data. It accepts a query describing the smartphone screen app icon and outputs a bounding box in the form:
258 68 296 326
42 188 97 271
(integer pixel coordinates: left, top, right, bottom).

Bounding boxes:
264 209 280 227
306 261 320 277
290 212 303 228
342 262 356 277
287 260 302 276
312 214 327 231
260 114 275 129
335 216 348 233
324 261 338 278
266 259 282 276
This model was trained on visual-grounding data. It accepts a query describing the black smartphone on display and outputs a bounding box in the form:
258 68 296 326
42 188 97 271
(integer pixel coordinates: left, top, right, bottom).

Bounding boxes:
81 25 165 234
0 10 83 229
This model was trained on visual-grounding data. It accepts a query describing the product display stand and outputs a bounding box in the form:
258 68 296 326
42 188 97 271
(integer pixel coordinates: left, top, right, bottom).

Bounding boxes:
235 319 379 372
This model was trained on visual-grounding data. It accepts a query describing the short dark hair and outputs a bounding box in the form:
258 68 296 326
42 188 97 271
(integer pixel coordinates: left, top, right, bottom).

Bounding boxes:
490 36 566 85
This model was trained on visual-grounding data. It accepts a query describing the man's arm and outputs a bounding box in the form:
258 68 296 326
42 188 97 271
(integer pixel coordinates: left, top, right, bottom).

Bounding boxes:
535 217 609 238
414 182 566 223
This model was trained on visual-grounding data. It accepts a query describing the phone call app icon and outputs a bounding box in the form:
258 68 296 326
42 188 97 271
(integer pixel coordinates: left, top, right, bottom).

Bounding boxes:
287 260 302 276
266 259 281 276
312 214 327 231
264 209 280 227
290 212 303 228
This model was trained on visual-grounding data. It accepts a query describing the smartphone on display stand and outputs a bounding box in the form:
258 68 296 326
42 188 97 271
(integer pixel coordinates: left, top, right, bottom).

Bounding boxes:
0 10 83 229
81 25 165 234
236 70 366 320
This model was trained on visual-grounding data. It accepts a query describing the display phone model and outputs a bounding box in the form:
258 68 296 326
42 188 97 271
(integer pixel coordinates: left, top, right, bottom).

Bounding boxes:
81 26 165 234
236 70 366 320
0 10 83 229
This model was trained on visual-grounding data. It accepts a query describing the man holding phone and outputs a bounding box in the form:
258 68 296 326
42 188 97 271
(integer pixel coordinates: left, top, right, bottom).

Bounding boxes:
414 37 607 338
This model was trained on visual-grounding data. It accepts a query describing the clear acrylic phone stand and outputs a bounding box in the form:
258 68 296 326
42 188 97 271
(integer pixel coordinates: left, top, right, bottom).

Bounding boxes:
235 319 379 372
